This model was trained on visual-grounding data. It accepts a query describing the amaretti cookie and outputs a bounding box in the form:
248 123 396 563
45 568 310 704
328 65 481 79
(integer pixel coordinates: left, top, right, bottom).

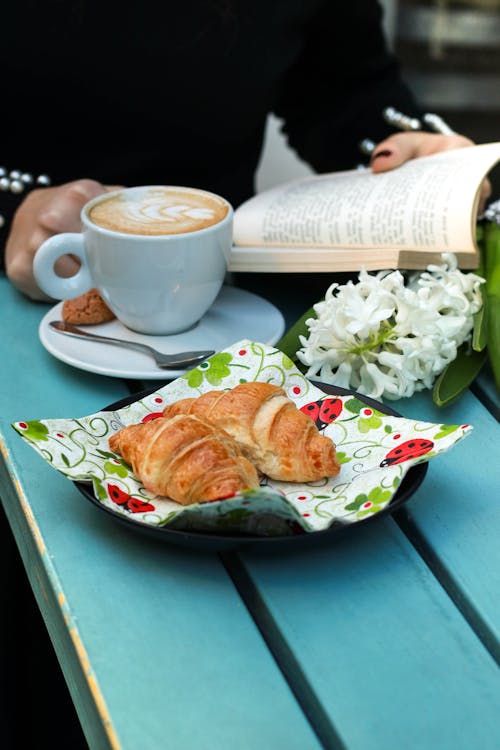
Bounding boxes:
62 288 116 325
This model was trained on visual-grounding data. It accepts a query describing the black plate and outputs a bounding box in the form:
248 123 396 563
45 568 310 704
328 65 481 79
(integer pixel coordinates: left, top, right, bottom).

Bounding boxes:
74 383 428 551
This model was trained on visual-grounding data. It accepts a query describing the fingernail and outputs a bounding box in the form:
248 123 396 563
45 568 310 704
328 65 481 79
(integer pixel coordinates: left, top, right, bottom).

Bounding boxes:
370 149 392 162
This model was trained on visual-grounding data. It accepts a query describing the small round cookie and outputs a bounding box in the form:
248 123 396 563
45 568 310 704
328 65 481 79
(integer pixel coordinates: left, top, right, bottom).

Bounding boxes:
62 288 116 325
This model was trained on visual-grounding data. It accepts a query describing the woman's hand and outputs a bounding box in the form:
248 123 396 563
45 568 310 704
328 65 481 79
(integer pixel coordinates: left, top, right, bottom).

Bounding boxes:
370 131 492 212
5 179 121 300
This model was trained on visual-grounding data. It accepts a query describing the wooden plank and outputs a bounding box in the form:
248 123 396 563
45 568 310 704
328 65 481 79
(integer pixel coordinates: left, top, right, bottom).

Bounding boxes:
0 435 321 750
0 277 321 750
236 516 500 750
0 450 120 749
0 279 127 417
233 384 500 749
0 502 89 749
0 277 129 748
390 388 500 660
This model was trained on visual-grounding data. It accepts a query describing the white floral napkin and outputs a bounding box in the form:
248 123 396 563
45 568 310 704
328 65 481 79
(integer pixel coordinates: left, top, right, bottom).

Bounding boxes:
12 340 472 536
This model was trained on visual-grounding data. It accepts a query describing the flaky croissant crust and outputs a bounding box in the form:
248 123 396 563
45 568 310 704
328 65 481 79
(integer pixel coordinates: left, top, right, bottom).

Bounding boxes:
163 382 340 482
109 414 260 506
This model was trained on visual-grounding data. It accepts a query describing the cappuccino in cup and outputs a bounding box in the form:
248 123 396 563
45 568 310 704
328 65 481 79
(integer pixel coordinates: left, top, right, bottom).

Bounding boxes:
88 186 229 236
34 186 233 335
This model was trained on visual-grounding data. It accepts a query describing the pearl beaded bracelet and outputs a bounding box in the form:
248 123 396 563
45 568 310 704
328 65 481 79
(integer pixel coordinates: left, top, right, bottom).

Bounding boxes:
0 167 51 228
358 108 457 157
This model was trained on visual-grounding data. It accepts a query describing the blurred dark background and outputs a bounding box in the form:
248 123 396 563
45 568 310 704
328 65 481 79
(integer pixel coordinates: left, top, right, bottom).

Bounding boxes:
392 0 500 198
257 0 500 203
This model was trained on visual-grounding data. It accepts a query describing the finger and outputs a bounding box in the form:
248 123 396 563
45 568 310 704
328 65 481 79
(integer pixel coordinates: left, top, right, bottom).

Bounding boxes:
39 179 107 233
30 226 81 281
54 254 81 278
8 225 52 269
370 133 426 173
371 133 474 173
105 184 125 192
5 227 53 300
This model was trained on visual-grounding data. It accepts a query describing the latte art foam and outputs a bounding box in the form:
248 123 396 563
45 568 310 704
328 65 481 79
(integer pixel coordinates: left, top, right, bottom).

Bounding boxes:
88 187 229 235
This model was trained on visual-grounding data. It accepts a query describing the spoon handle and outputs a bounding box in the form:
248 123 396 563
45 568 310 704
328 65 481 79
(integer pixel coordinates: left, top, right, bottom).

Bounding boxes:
48 321 214 368
50 321 157 354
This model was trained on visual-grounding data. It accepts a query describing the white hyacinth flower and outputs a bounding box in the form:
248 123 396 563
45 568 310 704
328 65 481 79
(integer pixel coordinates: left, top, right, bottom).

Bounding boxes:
297 254 484 400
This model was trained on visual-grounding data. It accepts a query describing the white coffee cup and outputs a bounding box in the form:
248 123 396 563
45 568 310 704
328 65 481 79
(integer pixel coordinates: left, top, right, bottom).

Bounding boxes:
34 185 233 335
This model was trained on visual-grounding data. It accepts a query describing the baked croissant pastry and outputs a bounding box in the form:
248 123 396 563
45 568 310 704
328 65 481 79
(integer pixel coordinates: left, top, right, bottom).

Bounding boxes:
109 415 260 505
162 382 340 482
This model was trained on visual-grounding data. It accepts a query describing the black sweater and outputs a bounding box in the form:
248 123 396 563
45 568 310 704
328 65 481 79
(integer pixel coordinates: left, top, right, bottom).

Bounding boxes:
1 0 421 259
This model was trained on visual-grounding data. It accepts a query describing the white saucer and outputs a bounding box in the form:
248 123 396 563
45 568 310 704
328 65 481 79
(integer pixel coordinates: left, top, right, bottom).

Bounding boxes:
39 286 285 380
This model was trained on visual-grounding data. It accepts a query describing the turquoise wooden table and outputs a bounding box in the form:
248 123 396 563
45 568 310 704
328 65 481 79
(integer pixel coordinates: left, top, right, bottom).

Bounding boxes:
1 274 499 750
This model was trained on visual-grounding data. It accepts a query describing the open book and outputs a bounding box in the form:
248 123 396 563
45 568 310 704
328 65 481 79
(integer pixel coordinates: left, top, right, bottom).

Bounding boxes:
229 141 500 272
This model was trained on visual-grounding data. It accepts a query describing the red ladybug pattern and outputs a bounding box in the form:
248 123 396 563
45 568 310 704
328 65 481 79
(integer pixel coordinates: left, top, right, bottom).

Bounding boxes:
141 412 163 423
380 439 434 467
300 397 343 429
107 483 155 513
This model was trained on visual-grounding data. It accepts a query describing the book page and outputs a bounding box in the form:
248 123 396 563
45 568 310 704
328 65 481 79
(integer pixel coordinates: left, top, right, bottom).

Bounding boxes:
233 142 500 252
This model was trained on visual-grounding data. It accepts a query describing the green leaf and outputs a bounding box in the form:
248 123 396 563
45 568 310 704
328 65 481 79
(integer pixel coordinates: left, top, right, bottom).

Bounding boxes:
475 223 486 278
335 451 352 464
434 424 460 439
275 305 317 362
344 398 364 414
484 222 500 295
183 368 203 387
472 296 488 352
358 416 382 433
16 420 49 442
367 486 391 505
487 295 500 392
92 478 108 501
104 460 128 477
433 345 488 407
476 221 500 393
203 353 233 386
345 493 368 511
95 448 120 459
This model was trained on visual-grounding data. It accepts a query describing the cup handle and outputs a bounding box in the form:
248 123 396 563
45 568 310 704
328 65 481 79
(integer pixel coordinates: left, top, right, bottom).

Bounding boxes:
33 233 93 300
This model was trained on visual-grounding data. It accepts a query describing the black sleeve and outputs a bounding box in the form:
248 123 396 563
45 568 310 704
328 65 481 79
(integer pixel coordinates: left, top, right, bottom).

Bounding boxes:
273 0 423 171
0 194 22 271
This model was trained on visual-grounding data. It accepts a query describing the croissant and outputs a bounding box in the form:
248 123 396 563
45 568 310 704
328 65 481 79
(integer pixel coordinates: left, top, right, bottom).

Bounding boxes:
162 382 340 482
109 415 260 505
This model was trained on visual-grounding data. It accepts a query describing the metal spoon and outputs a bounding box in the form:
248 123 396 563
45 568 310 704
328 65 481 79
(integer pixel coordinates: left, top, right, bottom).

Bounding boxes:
49 321 215 369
